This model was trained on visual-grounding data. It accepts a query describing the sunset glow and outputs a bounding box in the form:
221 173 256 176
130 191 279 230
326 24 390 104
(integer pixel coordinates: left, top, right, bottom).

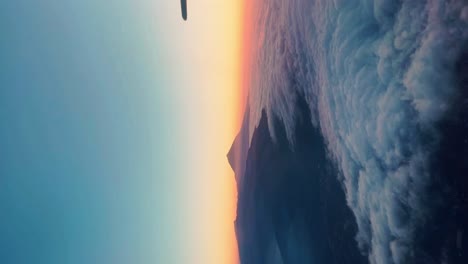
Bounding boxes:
168 1 251 263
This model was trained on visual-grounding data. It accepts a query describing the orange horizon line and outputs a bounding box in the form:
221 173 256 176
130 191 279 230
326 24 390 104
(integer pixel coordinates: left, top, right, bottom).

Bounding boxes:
229 2 258 264
236 0 257 130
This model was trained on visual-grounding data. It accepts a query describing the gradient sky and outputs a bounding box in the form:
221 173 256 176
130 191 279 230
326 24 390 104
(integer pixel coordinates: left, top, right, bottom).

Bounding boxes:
0 0 244 263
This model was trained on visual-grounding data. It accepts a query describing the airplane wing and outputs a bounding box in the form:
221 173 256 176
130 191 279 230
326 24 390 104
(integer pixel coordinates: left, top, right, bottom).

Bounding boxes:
181 0 187 20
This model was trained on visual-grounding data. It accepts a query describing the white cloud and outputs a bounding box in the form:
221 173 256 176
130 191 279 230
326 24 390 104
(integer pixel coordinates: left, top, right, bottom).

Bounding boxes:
247 0 468 263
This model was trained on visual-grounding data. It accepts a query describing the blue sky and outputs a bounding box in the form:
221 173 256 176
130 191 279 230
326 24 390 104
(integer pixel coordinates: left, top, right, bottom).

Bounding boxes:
0 1 187 263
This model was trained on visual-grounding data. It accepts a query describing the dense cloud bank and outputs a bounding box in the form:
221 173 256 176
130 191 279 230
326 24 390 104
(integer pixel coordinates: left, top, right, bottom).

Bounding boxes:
234 101 367 264
247 0 468 263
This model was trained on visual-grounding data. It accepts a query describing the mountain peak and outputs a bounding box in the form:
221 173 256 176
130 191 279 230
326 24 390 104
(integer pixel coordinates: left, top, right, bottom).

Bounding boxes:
227 103 251 186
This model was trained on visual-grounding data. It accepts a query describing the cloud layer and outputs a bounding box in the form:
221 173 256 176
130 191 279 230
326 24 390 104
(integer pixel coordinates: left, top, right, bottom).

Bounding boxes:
248 0 468 263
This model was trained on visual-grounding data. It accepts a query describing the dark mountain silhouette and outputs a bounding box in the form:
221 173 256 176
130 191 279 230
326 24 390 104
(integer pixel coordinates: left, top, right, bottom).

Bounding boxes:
227 103 250 189
230 97 366 264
